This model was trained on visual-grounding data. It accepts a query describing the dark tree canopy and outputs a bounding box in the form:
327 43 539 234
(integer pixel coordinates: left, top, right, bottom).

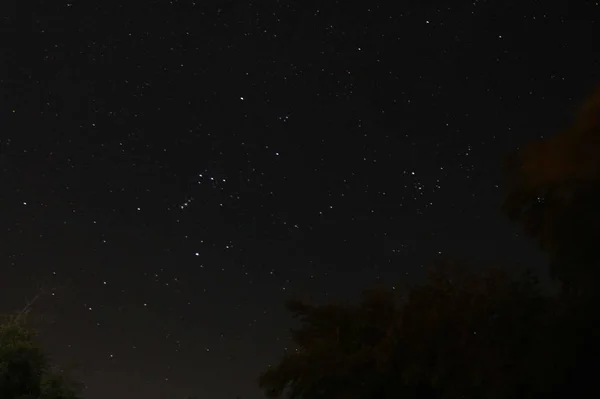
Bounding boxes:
0 313 82 399
259 260 553 399
500 85 600 396
502 85 600 297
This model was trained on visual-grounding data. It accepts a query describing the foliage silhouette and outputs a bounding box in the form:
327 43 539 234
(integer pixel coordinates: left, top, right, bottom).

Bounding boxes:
0 310 82 399
502 84 600 297
501 85 600 396
259 260 552 399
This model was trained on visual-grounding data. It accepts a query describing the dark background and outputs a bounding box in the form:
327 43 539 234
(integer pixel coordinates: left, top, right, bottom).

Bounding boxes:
1 1 599 398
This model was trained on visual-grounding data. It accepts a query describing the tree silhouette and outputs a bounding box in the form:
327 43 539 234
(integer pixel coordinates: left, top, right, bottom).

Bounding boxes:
259 260 550 399
0 307 82 399
501 85 600 397
260 285 404 399
502 84 600 297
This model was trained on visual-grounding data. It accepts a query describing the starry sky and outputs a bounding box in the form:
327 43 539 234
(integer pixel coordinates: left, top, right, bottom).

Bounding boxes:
1 1 599 398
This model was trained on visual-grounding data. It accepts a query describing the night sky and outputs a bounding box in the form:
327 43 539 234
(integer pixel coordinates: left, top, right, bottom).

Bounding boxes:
1 1 599 398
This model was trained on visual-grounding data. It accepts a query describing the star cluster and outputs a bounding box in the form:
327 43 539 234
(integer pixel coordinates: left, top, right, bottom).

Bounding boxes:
1 1 599 398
